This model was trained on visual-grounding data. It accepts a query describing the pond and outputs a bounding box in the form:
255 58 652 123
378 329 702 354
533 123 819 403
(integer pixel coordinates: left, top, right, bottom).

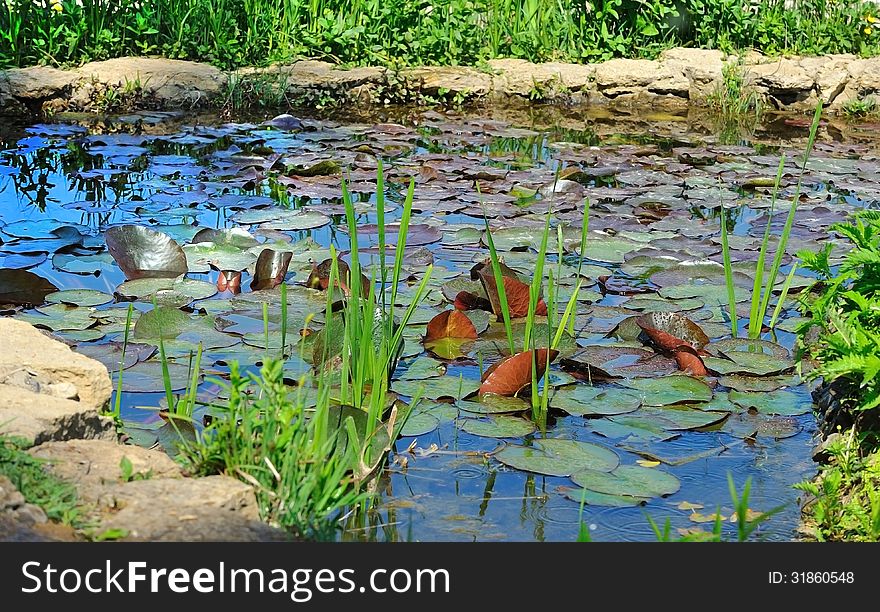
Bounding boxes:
2 105 878 541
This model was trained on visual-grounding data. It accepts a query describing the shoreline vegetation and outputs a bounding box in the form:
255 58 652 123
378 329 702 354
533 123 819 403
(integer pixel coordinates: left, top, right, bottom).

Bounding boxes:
2 0 880 72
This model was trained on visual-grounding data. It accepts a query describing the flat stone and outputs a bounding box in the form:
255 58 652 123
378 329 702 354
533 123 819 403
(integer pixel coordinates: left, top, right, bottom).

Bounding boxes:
29 439 181 500
0 385 115 446
746 58 815 107
0 65 78 104
487 59 595 97
594 58 689 99
799 55 854 105
660 48 724 99
92 476 290 541
0 318 112 411
252 61 385 90
0 476 75 541
76 57 226 107
402 66 492 97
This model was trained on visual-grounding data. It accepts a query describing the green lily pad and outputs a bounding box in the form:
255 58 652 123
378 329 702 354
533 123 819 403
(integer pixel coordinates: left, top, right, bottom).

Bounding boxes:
494 438 619 476
637 405 729 430
393 376 480 400
45 289 113 307
397 356 447 380
571 464 680 497
708 338 790 359
457 415 536 438
119 361 193 392
550 385 642 416
722 412 802 440
458 394 530 414
116 277 217 304
728 390 813 416
705 352 794 376
16 304 98 331
133 307 192 340
399 411 440 437
621 375 713 405
585 417 678 442
718 373 801 392
558 486 649 507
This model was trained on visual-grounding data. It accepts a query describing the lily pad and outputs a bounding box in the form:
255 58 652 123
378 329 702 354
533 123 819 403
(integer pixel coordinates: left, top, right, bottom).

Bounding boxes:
458 394 530 414
399 411 440 437
558 486 649 507
571 464 680 497
550 385 642 416
494 438 619 476
728 390 813 416
457 415 536 438
621 375 713 405
45 289 113 307
393 375 480 400
105 225 189 280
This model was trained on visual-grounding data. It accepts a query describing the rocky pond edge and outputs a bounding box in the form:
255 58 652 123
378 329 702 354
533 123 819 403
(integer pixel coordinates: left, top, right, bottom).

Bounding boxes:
1 48 879 115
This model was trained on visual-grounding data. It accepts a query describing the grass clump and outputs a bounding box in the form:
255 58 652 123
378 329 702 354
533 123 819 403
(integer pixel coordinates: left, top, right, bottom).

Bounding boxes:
707 61 764 128
0 435 81 527
842 95 880 120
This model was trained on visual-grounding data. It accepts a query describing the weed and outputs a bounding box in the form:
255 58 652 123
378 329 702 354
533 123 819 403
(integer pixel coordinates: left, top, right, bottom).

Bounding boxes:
842 95 879 120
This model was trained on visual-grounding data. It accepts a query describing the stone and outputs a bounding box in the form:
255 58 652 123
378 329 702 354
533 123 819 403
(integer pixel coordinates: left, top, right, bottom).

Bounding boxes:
812 432 843 463
92 476 290 541
0 65 78 109
0 385 115 445
29 439 182 500
251 61 385 90
486 59 595 97
660 48 725 99
0 475 75 541
76 57 226 107
0 318 112 411
402 66 493 97
799 55 854 106
746 58 816 108
593 58 690 100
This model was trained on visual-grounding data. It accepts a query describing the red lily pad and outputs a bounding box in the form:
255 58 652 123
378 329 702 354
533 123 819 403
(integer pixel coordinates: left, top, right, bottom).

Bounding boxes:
251 248 292 291
636 311 709 351
479 348 559 396
424 309 479 342
674 346 708 376
478 269 547 320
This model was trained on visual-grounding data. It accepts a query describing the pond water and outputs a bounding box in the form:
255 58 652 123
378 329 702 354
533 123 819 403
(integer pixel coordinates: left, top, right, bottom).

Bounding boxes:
2 106 879 541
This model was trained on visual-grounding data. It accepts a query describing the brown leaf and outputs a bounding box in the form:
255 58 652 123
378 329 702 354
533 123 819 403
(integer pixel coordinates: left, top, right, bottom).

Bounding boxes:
479 349 559 396
454 291 492 312
251 248 292 291
216 271 241 294
479 269 547 320
635 312 709 352
306 257 369 297
674 346 708 376
424 310 478 342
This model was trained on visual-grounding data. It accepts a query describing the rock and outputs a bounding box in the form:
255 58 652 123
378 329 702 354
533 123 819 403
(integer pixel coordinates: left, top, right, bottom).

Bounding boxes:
92 476 289 541
660 48 725 99
799 55 854 106
593 58 690 101
76 57 226 107
29 439 181 500
812 432 843 463
746 58 816 108
0 385 115 445
0 476 77 541
486 59 594 98
0 65 78 110
0 318 112 411
402 66 493 98
250 61 385 91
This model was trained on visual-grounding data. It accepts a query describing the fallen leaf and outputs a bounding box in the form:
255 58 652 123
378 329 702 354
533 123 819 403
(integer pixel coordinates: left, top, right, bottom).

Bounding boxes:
636 459 661 468
479 348 559 396
425 309 478 342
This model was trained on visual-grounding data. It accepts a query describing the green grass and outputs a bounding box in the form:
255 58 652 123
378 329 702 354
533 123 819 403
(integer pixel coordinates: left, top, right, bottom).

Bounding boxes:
707 61 764 128
0 435 82 527
720 101 822 339
2 0 879 71
842 95 880 120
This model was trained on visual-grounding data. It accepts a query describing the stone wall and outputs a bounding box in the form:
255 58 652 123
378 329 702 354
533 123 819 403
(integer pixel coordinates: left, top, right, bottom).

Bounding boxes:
1 50 879 115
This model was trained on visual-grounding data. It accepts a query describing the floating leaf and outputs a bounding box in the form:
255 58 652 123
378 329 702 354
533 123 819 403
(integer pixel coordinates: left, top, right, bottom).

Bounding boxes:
251 248 293 291
479 348 559 396
571 464 680 497
718 374 800 392
550 385 642 416
393 376 480 400
557 486 648 507
191 227 259 248
478 270 546 320
636 311 709 351
621 375 713 405
674 346 708 376
728 390 813 416
494 438 619 476
458 415 536 438
424 309 478 342
458 394 530 414
399 412 440 437
45 289 113 307
105 225 188 280
133 306 193 340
